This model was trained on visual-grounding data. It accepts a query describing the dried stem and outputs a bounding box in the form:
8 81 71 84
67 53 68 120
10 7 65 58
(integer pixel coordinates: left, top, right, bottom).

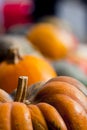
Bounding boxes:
14 76 28 102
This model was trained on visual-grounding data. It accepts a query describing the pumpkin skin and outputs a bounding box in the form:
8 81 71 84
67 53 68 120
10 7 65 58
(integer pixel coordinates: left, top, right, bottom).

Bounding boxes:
46 76 87 96
0 76 87 130
34 80 87 112
0 50 56 93
27 23 77 60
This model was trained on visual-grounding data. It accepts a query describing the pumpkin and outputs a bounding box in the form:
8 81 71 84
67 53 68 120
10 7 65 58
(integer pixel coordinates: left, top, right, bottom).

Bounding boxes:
0 48 56 93
27 23 78 60
0 35 42 63
0 76 87 130
39 16 78 51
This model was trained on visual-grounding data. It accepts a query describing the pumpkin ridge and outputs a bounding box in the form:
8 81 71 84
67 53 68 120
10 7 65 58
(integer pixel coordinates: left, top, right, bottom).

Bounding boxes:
11 102 33 130
33 81 87 112
28 104 48 130
37 102 67 130
42 94 87 130
47 76 87 96
0 103 12 130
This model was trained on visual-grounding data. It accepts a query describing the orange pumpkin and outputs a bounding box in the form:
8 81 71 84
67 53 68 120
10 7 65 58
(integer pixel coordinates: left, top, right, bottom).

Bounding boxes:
0 76 87 130
0 48 56 93
27 23 77 60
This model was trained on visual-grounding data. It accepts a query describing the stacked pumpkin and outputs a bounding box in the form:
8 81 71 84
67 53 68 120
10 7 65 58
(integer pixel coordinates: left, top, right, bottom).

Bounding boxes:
0 38 57 93
0 75 87 130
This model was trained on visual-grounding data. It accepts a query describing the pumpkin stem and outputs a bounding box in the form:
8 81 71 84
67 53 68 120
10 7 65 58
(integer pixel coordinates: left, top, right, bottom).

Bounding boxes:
14 76 28 102
6 48 22 64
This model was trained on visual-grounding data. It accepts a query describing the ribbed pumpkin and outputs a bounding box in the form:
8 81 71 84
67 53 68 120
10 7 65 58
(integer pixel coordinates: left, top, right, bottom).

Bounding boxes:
0 48 56 93
27 23 77 60
0 76 87 130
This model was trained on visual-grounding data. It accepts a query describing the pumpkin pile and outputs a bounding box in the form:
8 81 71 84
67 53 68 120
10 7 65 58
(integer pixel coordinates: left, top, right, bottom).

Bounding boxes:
0 75 87 130
0 46 56 93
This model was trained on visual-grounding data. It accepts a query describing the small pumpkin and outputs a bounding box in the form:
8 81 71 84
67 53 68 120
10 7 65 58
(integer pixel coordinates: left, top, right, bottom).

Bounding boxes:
0 76 87 130
0 48 56 93
27 23 77 60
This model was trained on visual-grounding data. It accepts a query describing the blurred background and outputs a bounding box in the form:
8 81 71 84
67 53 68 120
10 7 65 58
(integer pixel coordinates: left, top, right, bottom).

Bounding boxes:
0 0 87 85
0 0 87 42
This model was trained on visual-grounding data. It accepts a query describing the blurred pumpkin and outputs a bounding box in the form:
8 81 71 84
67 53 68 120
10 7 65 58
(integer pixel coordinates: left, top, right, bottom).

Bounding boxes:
1 76 87 130
0 48 56 93
39 16 78 50
27 22 78 60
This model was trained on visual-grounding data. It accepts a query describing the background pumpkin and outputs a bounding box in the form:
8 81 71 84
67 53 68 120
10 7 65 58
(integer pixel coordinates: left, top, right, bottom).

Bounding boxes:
27 22 78 60
39 16 78 53
0 48 56 93
0 76 87 130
